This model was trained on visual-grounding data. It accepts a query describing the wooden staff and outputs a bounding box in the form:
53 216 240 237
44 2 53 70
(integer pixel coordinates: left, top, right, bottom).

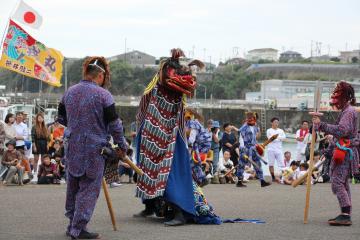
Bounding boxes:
102 178 117 231
106 143 144 176
224 154 260 177
100 149 143 232
303 81 323 224
303 120 316 224
122 155 144 176
292 157 325 187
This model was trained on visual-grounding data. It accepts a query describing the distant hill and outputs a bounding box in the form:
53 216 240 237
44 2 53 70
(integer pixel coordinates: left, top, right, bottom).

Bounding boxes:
2 61 358 99
0 58 157 96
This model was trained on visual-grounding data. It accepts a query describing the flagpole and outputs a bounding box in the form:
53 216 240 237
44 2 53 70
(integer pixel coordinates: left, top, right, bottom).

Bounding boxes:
0 21 9 60
10 0 22 16
0 0 22 61
64 58 68 91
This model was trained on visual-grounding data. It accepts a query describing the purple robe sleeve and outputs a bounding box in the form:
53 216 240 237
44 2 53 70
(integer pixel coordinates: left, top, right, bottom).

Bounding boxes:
319 110 356 139
57 95 67 127
102 91 127 152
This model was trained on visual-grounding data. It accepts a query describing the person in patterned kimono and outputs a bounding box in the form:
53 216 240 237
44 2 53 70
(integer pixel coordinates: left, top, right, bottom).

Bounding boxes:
236 112 271 188
134 49 221 226
313 81 359 226
58 57 127 239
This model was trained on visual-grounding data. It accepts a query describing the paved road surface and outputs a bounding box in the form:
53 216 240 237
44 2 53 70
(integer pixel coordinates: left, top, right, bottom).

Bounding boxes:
0 182 359 240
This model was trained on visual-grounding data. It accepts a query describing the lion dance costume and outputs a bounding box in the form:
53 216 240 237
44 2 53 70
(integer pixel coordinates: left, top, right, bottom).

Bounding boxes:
134 49 221 226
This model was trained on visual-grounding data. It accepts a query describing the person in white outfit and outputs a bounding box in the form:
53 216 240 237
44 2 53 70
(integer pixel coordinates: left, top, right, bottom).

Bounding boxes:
266 117 286 182
295 120 309 163
283 151 292 169
12 112 28 152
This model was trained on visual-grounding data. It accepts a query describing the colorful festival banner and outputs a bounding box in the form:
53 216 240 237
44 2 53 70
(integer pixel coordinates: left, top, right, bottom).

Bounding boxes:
0 20 63 87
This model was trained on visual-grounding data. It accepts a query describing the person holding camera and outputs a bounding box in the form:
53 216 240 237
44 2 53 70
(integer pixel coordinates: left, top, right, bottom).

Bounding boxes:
210 121 221 180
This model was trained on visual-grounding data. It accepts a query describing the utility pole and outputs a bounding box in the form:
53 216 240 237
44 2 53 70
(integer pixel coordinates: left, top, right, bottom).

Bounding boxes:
232 47 239 57
64 58 68 91
209 56 212 72
124 38 127 63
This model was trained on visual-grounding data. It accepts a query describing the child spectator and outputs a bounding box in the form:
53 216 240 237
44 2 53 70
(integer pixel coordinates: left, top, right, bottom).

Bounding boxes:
281 161 299 185
295 162 309 184
308 151 322 182
48 140 64 158
243 165 256 182
54 153 65 180
37 154 59 184
218 150 235 183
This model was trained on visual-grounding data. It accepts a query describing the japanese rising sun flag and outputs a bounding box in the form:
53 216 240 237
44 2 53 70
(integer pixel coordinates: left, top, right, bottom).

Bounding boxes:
11 0 43 29
0 20 63 87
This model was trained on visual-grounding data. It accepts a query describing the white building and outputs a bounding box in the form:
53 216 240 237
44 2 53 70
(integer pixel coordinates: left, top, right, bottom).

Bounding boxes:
257 79 360 109
246 48 278 62
339 50 360 63
108 50 156 67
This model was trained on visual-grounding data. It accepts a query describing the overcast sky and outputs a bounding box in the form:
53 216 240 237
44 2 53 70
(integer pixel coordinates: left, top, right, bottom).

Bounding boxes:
0 0 359 64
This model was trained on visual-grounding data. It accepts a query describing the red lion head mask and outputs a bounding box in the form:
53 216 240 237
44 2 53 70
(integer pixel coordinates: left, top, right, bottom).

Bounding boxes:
330 81 356 110
159 48 204 97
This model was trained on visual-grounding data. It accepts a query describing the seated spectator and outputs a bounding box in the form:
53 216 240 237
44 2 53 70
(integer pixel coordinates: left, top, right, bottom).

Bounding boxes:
307 151 322 182
283 151 292 169
2 139 24 186
221 123 238 165
20 156 32 184
280 161 299 185
48 119 65 148
243 165 256 182
53 153 65 179
295 162 309 185
119 148 134 184
204 150 214 179
48 140 64 158
52 122 65 141
37 154 59 184
218 150 235 184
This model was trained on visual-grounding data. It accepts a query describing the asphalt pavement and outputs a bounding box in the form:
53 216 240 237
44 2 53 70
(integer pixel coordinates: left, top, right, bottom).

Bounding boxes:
0 181 359 240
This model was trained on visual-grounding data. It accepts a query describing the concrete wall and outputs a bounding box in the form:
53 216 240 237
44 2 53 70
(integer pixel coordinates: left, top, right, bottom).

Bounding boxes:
246 63 360 80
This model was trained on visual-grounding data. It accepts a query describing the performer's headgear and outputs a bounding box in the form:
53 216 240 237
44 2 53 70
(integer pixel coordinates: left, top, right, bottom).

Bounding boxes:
83 56 111 89
159 48 205 97
184 108 203 122
245 111 257 126
330 81 356 110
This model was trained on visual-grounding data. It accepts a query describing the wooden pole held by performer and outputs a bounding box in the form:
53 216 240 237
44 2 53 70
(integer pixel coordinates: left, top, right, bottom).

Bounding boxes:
102 178 117 231
122 155 144 176
303 81 323 224
292 157 325 187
